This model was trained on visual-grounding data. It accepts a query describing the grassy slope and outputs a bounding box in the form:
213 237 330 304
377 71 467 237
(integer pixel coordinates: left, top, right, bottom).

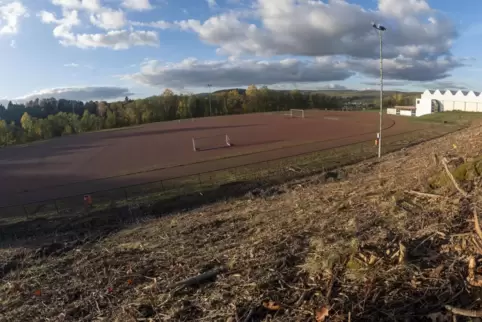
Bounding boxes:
2 115 482 321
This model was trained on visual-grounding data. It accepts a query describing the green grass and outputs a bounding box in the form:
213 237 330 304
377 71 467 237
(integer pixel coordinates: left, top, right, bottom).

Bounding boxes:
410 111 482 125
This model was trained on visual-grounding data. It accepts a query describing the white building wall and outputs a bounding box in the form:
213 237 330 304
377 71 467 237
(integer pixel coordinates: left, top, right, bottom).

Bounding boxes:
443 101 454 111
417 89 482 117
387 108 397 115
467 102 477 112
416 98 432 116
454 101 465 111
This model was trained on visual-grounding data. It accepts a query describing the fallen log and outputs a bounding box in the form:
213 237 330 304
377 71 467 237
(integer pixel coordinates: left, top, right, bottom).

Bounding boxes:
170 266 227 290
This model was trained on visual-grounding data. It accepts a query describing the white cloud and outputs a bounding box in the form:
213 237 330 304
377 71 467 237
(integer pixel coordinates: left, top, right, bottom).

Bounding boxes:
179 0 455 60
126 57 353 88
39 9 158 49
38 10 57 24
51 0 101 12
378 0 431 18
63 30 159 50
64 62 80 67
10 39 16 48
347 56 463 81
16 86 133 101
122 0 152 11
206 0 217 9
321 84 348 90
90 9 126 30
0 1 28 35
173 0 460 82
125 54 464 89
130 20 172 29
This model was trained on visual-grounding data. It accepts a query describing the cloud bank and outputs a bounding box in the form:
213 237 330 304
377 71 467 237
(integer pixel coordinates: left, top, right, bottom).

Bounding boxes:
16 86 133 101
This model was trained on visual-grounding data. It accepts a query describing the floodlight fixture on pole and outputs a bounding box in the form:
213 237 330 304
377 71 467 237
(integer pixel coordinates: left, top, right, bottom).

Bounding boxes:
207 84 213 116
372 22 386 159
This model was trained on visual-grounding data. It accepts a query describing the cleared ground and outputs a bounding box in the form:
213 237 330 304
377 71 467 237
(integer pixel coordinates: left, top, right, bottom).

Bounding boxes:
0 110 425 206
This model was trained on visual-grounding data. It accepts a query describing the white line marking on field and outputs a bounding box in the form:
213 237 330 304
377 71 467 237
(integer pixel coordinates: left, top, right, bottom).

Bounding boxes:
324 117 340 121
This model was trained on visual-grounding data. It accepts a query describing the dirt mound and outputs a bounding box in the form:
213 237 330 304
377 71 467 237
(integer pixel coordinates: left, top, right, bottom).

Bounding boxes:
2 124 482 321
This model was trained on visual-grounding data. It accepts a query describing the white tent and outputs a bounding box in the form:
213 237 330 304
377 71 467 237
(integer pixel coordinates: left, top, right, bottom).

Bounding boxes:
415 90 482 116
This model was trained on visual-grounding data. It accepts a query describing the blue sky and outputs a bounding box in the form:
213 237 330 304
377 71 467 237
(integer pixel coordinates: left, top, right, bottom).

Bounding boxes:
0 0 480 102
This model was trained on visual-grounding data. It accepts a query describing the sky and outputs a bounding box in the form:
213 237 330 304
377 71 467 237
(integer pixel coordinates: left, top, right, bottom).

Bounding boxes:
0 0 481 102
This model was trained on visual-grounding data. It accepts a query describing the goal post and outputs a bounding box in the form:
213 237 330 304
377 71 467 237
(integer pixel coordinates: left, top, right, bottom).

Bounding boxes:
192 134 232 152
290 109 305 119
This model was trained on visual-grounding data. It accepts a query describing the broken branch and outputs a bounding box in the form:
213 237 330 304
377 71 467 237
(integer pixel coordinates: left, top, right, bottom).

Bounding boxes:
467 256 482 287
442 157 468 197
170 267 227 290
406 190 443 199
445 305 482 317
398 242 407 265
474 208 482 241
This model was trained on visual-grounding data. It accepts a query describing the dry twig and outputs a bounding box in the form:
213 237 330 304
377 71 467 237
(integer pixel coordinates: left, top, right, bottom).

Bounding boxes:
474 208 482 241
441 157 468 197
445 305 482 318
406 190 443 199
467 257 482 287
170 267 227 290
398 242 407 265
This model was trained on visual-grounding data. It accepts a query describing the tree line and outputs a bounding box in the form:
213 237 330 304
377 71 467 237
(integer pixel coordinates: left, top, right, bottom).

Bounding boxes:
0 86 351 146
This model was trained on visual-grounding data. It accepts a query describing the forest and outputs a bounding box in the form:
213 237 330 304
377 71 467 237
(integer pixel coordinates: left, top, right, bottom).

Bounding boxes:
0 85 412 146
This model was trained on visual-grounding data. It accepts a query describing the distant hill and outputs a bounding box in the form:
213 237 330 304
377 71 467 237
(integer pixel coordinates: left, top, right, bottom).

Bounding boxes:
197 88 422 103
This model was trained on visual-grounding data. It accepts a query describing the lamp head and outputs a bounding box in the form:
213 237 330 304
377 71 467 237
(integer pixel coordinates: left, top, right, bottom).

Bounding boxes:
371 22 386 31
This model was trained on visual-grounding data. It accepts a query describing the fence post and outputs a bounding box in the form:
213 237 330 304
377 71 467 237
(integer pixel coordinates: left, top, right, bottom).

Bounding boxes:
23 205 29 220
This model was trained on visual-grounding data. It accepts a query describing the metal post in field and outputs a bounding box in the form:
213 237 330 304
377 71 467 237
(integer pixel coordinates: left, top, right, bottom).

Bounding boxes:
23 205 29 219
207 84 212 116
372 22 386 159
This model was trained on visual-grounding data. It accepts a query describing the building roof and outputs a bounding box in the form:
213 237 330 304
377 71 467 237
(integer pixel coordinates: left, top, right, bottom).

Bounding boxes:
422 89 482 102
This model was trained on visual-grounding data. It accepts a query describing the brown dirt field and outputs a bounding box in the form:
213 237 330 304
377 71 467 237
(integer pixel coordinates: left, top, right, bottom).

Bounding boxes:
0 110 426 206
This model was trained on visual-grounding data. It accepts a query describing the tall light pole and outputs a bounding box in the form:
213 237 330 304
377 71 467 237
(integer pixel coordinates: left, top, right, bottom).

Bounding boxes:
207 84 212 116
372 22 386 159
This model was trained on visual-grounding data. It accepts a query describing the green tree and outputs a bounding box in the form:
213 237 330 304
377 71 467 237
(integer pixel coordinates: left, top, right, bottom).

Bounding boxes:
105 110 117 128
176 95 190 119
80 110 101 132
243 84 259 113
96 101 109 117
124 102 140 125
0 120 15 146
226 90 243 114
162 88 177 120
20 112 33 132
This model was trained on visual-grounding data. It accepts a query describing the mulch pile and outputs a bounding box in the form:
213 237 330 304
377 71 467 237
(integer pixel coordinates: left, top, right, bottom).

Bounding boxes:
2 122 482 321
